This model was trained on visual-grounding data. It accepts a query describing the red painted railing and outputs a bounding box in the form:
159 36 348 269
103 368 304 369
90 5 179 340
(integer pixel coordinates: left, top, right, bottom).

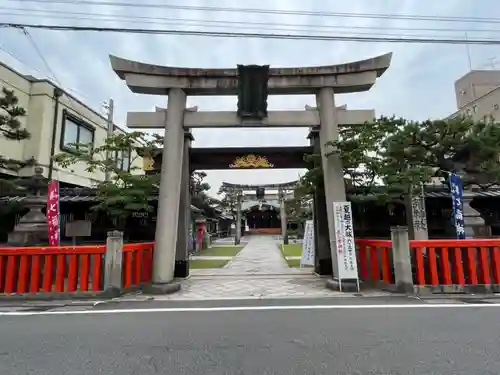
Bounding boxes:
410 239 500 286
0 245 105 294
356 238 500 287
0 242 155 295
355 240 393 284
122 242 154 288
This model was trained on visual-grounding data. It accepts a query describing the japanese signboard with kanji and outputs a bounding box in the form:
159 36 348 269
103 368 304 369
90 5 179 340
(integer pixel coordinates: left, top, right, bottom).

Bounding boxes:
333 201 359 280
46 180 60 246
300 220 315 266
450 173 466 240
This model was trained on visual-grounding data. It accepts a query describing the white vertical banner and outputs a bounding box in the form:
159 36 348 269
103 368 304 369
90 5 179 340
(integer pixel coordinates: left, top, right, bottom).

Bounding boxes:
300 220 315 266
333 202 359 284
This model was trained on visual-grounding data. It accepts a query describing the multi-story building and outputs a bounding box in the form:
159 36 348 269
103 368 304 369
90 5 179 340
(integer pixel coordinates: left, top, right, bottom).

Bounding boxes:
448 69 500 122
0 60 142 188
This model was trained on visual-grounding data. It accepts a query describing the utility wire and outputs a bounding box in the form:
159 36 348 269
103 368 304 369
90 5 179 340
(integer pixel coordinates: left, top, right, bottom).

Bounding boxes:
21 28 59 84
0 29 101 114
3 7 500 36
3 6 500 34
3 22 500 44
9 0 500 24
2 12 485 39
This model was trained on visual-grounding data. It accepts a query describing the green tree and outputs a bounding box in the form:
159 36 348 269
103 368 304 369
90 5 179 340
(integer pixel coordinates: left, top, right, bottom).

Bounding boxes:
377 116 500 192
0 88 35 193
53 131 161 229
297 115 392 198
300 115 500 198
190 171 217 217
286 179 313 221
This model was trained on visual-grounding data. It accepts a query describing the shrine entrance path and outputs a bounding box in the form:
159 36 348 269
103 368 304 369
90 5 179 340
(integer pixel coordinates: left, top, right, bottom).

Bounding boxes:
222 235 301 275
158 236 338 300
191 235 307 276
134 236 393 301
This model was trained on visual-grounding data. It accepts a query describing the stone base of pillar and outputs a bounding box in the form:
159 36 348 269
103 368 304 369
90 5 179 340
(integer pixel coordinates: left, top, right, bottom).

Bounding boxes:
174 260 189 278
325 278 360 293
315 258 333 275
466 225 491 238
394 281 415 294
142 282 181 295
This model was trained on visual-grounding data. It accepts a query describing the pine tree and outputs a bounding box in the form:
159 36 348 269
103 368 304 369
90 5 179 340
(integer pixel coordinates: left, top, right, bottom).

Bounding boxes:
0 88 34 192
299 116 500 198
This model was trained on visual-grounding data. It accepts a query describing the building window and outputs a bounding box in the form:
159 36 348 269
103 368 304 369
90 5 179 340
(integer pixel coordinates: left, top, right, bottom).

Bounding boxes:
472 104 478 113
115 149 131 172
61 111 95 152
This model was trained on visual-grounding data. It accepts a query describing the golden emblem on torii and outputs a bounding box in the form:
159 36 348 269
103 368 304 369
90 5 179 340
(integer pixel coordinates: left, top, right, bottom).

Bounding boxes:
229 154 274 168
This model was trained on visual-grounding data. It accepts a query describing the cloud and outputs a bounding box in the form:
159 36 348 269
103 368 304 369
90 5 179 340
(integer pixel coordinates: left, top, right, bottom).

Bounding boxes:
1 0 499 194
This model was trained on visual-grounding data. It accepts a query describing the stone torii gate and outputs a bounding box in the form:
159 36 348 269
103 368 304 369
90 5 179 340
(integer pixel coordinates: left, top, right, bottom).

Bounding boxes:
221 181 297 245
110 53 392 288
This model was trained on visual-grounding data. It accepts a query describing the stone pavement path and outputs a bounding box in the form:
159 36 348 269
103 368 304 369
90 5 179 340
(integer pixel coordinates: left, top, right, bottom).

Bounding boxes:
224 235 296 274
192 235 307 276
154 274 340 300
127 236 393 301
152 235 345 300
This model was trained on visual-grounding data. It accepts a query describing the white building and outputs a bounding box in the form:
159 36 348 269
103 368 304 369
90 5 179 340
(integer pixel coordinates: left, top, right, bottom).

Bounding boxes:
448 69 500 122
0 60 142 188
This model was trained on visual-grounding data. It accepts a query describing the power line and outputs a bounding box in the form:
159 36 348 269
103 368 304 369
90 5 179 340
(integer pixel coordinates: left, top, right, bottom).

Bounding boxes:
21 29 59 84
2 12 487 39
3 7 500 35
0 34 101 113
3 22 500 44
10 0 500 24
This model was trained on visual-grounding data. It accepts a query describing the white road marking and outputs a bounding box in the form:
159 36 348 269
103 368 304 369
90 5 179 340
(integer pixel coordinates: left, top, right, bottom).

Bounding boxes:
0 303 500 316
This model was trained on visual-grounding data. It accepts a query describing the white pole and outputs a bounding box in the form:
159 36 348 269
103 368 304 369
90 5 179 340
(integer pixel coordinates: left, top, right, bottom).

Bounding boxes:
104 98 114 182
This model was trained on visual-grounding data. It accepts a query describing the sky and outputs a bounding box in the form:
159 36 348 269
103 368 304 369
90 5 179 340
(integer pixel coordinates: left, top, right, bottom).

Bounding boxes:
1 0 500 196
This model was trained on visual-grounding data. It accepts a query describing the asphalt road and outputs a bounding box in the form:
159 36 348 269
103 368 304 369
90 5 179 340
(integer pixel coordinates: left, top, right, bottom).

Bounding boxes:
1 301 499 374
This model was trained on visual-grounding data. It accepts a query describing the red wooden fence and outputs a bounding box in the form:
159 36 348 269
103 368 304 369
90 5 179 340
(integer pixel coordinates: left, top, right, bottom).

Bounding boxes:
410 239 500 287
0 242 155 294
356 238 500 287
122 242 154 288
355 239 393 284
0 245 105 294
4 238 500 295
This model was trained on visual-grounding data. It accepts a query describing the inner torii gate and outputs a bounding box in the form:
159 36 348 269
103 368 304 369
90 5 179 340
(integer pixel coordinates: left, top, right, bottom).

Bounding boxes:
110 53 392 288
220 181 297 245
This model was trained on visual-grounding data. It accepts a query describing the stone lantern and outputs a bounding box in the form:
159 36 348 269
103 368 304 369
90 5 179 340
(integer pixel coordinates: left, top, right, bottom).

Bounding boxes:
8 166 49 246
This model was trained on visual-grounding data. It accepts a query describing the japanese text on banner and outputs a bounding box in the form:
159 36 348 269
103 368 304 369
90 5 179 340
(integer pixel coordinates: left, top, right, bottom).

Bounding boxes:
333 202 359 280
300 220 315 266
46 180 60 246
450 173 465 240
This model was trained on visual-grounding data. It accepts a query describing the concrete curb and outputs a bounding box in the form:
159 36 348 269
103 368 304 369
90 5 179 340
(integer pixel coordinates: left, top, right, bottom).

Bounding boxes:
141 282 182 295
374 281 500 298
0 288 124 302
0 282 182 301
